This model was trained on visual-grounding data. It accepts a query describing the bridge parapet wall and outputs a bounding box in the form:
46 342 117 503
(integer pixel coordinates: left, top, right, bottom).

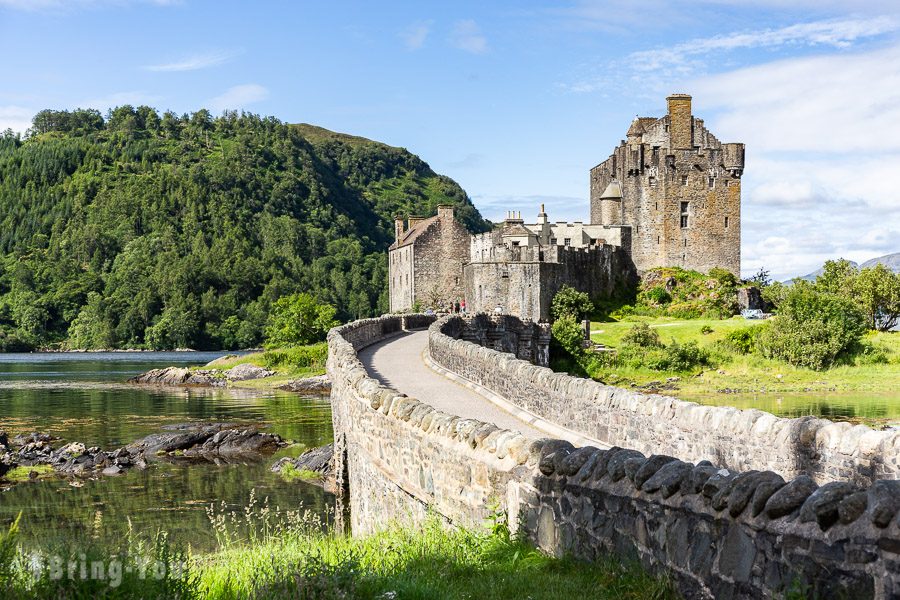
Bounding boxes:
329 315 900 598
429 316 900 486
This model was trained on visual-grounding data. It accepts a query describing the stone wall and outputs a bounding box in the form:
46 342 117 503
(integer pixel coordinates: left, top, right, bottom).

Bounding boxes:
429 316 900 486
329 315 900 599
442 313 551 367
464 244 635 321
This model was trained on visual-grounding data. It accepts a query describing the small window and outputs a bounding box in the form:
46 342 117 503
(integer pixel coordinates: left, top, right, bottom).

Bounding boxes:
657 236 660 245
550 237 557 245
724 180 730 188
455 276 460 285
648 176 656 187
564 238 571 247
680 201 689 228
655 202 658 211
511 241 520 247
708 177 714 189
683 239 687 247
681 174 688 185
725 216 729 228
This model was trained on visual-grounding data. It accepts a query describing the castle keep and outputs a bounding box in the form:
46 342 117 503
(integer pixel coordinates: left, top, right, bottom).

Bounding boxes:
389 94 744 320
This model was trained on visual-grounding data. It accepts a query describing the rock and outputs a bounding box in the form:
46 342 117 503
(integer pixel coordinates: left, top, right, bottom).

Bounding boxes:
764 475 818 519
224 363 274 381
128 367 225 387
687 465 720 495
559 446 600 477
271 443 334 477
642 460 693 497
749 476 786 517
102 465 125 476
57 442 86 458
277 375 331 395
728 471 782 518
0 462 14 479
799 482 857 530
606 449 645 482
867 480 900 528
838 491 868 524
633 455 678 489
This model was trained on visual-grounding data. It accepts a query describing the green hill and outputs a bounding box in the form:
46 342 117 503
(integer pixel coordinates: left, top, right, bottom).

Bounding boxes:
0 107 488 351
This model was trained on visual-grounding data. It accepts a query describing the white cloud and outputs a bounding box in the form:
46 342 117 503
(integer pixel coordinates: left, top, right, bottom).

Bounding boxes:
145 50 238 72
630 16 899 73
0 105 34 133
401 20 432 51
207 84 269 113
450 20 488 54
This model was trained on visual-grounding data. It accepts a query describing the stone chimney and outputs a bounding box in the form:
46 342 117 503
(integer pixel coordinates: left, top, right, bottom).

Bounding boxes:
667 93 693 150
394 217 406 241
437 204 454 220
408 216 425 229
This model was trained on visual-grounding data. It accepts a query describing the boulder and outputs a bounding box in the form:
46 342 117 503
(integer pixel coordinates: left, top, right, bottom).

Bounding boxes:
278 375 331 395
128 367 225 387
224 363 274 381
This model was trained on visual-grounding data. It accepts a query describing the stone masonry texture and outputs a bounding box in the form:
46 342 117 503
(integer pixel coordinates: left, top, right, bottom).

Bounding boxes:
328 314 900 599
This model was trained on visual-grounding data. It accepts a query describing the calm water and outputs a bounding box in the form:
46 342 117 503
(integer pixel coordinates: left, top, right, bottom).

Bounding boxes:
0 353 334 551
682 391 900 428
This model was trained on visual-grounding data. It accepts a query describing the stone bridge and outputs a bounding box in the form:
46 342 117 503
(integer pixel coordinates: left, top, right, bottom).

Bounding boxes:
328 314 900 599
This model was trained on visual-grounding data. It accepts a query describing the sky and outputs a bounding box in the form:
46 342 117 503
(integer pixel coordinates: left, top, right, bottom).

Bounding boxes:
1 0 899 279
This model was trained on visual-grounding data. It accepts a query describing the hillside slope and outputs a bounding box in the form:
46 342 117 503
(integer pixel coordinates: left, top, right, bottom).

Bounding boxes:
860 252 900 273
0 107 488 350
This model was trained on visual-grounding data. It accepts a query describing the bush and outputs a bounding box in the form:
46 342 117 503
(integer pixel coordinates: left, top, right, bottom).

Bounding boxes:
550 286 594 321
757 283 867 370
722 325 767 355
642 286 671 305
621 322 662 348
699 325 713 335
551 315 585 356
263 344 327 370
660 341 711 371
265 293 339 348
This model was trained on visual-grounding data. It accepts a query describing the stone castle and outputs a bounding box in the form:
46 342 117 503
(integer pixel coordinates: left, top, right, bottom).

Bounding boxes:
389 94 745 320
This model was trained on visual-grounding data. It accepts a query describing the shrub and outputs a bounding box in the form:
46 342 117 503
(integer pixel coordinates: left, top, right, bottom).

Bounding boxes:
757 283 867 370
700 325 713 335
722 325 767 355
621 322 662 348
642 286 672 305
550 315 585 356
661 341 711 371
263 343 327 370
550 286 594 321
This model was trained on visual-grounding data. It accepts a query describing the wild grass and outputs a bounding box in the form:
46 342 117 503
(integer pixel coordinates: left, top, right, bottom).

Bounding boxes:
587 316 900 395
0 491 679 600
2 464 55 483
193 343 327 390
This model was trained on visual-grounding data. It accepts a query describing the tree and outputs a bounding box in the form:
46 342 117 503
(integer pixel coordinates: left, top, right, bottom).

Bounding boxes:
746 267 771 287
854 264 900 331
550 285 594 322
265 293 339 348
757 282 866 370
815 259 858 296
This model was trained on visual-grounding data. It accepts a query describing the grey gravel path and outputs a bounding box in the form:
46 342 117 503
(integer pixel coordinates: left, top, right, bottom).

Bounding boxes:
359 330 545 439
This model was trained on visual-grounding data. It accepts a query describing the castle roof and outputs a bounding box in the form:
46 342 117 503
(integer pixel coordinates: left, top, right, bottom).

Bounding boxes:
390 215 439 250
600 181 623 199
501 224 535 237
627 117 657 137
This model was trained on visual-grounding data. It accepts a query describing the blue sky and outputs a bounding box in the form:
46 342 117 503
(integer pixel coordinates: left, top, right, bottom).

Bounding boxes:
2 0 899 279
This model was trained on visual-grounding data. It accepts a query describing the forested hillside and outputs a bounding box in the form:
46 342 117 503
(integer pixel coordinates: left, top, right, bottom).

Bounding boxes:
0 107 488 351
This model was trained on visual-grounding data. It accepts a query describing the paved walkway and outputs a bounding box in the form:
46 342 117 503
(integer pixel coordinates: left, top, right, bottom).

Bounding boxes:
359 330 545 439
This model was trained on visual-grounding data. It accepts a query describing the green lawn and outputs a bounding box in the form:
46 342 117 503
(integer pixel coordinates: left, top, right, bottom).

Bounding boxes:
586 316 900 425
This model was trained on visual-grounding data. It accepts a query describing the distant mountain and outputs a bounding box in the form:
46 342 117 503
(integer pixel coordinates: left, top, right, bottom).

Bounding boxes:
785 252 900 284
860 252 900 273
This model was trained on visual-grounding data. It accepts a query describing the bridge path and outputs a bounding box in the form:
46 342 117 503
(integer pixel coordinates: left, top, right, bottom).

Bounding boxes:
359 330 547 439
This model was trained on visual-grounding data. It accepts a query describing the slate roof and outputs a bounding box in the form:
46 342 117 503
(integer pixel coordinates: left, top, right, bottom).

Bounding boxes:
390 215 439 250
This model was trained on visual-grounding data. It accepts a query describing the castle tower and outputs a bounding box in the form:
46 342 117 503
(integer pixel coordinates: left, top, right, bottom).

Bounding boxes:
589 93 744 276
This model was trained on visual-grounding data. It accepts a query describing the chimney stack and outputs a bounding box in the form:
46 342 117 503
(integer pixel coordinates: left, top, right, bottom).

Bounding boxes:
437 204 454 220
667 93 693 150
394 217 406 241
408 216 425 229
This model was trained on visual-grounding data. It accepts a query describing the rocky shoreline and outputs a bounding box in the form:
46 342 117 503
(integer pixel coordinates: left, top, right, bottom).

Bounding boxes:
271 443 336 492
0 423 287 486
129 364 331 394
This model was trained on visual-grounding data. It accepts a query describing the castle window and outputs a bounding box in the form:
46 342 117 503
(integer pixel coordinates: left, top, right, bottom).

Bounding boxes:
724 180 730 187
708 177 714 189
683 239 687 248
455 276 460 285
680 202 689 228
725 216 729 229
564 238 571 247
655 202 658 211
681 174 688 185
657 236 660 245
511 241 520 247
648 176 656 187
550 237 557 245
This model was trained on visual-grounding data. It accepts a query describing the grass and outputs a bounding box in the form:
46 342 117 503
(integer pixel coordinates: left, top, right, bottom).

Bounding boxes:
192 343 327 390
277 463 322 483
0 495 679 600
2 465 55 483
581 316 900 426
